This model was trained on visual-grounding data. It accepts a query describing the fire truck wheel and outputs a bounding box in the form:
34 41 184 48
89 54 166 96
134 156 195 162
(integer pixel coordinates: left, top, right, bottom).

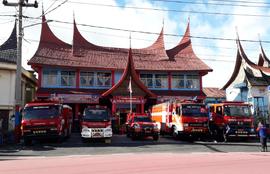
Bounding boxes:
153 135 159 141
24 138 32 146
126 131 131 138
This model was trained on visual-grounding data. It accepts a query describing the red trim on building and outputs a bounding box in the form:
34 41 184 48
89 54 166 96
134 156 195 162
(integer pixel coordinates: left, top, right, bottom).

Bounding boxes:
111 70 115 86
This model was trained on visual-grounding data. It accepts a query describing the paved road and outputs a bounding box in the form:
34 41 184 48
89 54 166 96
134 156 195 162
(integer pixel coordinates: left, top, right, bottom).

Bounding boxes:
1 153 270 174
0 133 267 159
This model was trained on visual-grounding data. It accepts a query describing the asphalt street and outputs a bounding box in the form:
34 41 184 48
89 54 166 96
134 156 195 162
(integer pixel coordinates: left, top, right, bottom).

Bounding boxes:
0 133 267 159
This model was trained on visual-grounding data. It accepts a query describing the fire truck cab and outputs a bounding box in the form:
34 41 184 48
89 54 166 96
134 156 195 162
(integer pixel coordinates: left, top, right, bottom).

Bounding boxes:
125 113 160 141
208 101 256 141
151 100 209 139
80 105 112 143
21 100 73 145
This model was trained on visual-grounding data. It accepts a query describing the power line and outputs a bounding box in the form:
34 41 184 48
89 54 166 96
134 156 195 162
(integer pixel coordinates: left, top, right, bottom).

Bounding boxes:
46 23 261 52
32 17 270 44
129 0 270 8
54 0 270 18
39 0 68 17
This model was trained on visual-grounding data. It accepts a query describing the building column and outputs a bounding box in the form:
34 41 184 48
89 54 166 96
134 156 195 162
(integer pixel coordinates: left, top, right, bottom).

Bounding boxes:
76 69 80 89
168 72 172 90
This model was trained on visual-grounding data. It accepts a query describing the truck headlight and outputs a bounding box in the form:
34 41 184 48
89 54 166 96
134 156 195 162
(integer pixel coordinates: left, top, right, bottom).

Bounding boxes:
50 127 58 131
183 123 189 127
134 124 140 129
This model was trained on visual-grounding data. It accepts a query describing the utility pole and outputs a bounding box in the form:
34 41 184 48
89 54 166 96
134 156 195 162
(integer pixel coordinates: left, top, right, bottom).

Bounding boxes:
3 0 38 143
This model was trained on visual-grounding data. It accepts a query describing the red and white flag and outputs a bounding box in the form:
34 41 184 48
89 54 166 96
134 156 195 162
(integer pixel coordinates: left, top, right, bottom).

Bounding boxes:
128 78 132 93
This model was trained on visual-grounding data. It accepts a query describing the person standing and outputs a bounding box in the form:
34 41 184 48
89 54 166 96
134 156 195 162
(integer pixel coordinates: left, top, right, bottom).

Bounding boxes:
256 121 268 152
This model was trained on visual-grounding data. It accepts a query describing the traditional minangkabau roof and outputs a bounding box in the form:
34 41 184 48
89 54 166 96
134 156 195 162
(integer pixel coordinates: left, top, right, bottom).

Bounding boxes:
166 19 212 73
258 41 270 67
221 49 242 90
0 21 17 64
28 15 212 73
28 15 72 68
222 37 270 90
244 68 268 86
102 48 156 98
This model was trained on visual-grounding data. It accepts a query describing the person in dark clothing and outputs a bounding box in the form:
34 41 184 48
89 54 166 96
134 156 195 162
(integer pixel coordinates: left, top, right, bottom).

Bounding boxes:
256 121 268 152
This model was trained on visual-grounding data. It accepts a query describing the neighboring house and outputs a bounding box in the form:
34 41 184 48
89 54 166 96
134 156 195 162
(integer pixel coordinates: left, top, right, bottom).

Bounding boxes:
0 22 37 133
203 87 226 104
222 37 270 119
27 15 212 128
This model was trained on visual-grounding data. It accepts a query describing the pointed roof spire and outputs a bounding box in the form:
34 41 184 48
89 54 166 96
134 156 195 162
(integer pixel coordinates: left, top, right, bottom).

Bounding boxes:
39 14 70 48
0 21 17 63
129 32 132 49
258 36 270 66
166 18 192 58
72 18 102 56
221 49 243 90
102 48 156 98
236 34 257 66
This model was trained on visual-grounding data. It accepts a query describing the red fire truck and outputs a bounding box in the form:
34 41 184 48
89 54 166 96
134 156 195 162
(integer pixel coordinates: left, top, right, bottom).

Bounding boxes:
125 113 160 141
21 100 73 145
150 100 209 139
208 101 256 141
80 106 112 143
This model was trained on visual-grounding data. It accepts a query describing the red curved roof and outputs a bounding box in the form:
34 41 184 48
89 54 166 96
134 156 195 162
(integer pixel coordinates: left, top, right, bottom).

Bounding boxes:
102 48 156 98
166 20 212 71
28 15 72 67
28 15 211 73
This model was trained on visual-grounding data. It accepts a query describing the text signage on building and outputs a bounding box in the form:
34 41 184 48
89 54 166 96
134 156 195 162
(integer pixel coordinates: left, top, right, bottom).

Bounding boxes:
112 96 145 104
53 94 100 104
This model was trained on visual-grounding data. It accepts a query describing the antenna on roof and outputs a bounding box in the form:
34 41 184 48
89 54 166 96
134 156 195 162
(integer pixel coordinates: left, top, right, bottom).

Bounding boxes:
129 32 132 49
258 33 263 47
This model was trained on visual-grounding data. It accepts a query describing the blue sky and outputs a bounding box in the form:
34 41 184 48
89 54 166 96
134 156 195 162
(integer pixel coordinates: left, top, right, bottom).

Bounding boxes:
1 0 270 88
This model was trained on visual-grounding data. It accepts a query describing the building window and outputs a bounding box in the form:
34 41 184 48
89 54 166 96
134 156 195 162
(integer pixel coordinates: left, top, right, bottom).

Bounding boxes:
140 74 153 88
61 71 75 87
172 74 200 89
172 74 185 89
80 72 94 87
97 72 111 87
186 75 199 89
155 74 168 88
43 70 58 87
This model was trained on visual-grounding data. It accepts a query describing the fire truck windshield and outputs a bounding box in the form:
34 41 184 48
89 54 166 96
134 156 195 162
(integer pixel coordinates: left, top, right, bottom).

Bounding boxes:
224 105 251 117
134 116 152 122
22 105 60 120
83 109 110 121
181 105 208 117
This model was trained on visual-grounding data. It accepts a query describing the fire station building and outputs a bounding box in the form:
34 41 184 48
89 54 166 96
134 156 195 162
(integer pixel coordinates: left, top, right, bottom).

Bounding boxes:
28 15 212 127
